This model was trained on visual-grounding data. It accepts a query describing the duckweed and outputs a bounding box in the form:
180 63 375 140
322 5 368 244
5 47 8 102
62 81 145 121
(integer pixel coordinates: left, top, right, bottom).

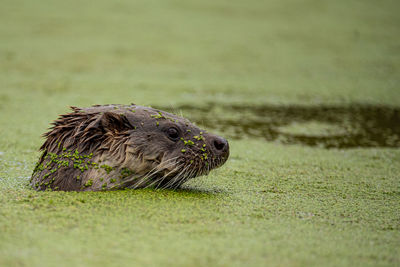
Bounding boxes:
2 2 400 265
84 179 93 187
100 164 113 174
120 168 134 178
183 140 195 146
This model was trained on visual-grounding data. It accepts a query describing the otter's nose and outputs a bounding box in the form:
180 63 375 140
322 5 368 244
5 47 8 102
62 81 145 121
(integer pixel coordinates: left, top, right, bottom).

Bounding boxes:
211 136 229 155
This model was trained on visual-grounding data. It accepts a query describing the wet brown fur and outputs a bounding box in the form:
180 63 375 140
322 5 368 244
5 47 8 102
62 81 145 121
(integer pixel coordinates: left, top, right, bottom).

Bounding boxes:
30 104 229 191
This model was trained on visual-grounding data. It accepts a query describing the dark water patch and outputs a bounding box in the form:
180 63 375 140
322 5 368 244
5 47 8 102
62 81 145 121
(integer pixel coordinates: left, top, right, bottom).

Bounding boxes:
157 103 400 149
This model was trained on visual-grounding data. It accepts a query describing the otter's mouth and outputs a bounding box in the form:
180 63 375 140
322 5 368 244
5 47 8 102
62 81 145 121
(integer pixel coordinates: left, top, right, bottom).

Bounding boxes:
167 153 228 178
132 133 229 189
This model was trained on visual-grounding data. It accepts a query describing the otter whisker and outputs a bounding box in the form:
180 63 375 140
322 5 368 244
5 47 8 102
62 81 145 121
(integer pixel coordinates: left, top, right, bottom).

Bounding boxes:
145 161 183 189
159 163 189 189
163 163 191 189
169 167 190 190
126 156 181 189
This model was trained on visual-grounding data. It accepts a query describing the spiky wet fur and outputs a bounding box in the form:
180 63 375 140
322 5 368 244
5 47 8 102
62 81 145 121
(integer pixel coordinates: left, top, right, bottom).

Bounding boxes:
30 104 229 191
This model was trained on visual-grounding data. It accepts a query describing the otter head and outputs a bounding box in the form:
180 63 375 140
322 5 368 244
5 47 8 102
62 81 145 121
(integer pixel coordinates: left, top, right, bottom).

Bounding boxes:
72 104 229 189
31 104 229 191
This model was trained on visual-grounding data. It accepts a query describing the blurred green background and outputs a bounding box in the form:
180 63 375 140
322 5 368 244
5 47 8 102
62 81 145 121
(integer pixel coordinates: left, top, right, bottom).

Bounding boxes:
0 0 399 266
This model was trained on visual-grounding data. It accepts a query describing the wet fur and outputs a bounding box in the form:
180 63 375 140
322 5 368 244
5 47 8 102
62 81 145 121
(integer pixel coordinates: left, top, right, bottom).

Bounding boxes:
30 104 229 191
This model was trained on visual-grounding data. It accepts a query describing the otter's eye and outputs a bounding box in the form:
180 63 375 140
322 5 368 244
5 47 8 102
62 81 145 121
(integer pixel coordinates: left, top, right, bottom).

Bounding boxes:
166 127 179 141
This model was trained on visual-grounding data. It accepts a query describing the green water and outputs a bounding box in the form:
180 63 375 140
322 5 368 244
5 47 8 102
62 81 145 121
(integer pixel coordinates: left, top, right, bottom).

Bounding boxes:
0 0 399 266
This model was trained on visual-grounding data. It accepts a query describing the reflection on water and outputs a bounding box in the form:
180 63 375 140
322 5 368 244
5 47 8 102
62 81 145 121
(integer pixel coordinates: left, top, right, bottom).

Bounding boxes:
157 103 400 148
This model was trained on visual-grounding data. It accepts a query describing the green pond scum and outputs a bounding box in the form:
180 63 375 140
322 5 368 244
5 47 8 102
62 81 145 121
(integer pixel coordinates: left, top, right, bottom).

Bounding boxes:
0 0 399 266
30 148 105 190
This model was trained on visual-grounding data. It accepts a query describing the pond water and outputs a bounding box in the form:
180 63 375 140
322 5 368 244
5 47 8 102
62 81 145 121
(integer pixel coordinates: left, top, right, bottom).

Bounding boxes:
157 103 400 149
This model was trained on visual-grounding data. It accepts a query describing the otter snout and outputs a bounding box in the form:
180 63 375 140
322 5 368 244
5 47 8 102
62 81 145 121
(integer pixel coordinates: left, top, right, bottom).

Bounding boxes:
208 135 229 159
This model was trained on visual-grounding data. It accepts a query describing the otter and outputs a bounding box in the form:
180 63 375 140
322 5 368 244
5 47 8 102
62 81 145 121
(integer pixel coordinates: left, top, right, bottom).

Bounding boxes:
30 104 229 191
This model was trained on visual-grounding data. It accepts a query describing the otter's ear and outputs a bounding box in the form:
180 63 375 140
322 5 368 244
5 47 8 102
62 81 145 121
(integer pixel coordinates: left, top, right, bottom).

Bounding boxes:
100 112 131 132
86 112 130 132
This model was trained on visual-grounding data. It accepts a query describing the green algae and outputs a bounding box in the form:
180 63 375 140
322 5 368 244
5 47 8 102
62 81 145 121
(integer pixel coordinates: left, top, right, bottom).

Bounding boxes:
32 148 113 190
84 179 93 187
150 114 164 119
100 164 113 174
120 168 133 179
193 135 203 141
0 0 400 266
183 140 195 146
